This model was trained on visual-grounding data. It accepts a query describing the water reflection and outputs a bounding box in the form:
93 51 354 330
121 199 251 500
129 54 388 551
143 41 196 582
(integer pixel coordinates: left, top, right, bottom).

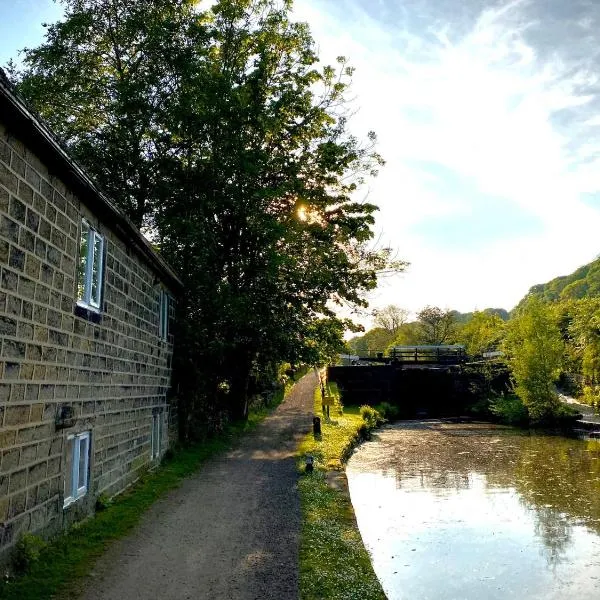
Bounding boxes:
347 422 600 600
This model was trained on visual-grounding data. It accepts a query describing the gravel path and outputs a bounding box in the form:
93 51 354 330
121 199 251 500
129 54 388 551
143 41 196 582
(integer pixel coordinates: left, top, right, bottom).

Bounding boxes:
80 371 317 600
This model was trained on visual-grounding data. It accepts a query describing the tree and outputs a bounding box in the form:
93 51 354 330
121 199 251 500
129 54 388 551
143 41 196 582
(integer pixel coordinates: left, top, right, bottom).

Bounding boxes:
12 0 401 430
456 311 505 356
416 306 456 345
12 0 198 227
372 305 409 336
502 297 564 421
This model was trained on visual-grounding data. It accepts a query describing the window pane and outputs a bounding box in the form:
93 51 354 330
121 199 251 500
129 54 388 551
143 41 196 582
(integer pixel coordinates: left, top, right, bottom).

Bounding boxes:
78 436 88 492
151 415 157 458
65 437 74 499
78 222 90 301
90 234 103 307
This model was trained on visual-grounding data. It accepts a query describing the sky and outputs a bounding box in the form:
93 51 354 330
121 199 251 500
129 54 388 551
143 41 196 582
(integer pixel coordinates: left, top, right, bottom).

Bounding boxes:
2 0 600 324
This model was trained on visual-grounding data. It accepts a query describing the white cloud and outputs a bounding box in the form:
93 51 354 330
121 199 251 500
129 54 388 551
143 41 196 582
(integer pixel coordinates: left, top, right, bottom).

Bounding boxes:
294 0 600 322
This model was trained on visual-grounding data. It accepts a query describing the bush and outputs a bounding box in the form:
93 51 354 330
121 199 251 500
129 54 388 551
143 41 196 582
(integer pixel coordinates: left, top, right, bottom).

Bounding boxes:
95 493 112 511
377 402 399 421
489 394 529 425
359 405 384 428
582 385 600 409
12 534 47 574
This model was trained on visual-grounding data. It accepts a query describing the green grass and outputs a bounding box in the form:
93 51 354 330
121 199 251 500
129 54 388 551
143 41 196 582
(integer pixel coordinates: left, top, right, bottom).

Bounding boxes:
297 382 387 600
0 386 295 600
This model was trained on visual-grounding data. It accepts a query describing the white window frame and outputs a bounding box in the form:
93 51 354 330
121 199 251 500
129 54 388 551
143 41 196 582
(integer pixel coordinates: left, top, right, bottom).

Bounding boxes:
151 413 162 460
159 290 169 340
64 431 90 508
77 220 104 311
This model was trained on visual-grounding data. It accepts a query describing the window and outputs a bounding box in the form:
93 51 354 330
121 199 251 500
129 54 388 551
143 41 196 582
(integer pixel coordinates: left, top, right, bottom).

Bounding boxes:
78 220 104 310
151 413 162 460
159 290 170 340
64 431 90 507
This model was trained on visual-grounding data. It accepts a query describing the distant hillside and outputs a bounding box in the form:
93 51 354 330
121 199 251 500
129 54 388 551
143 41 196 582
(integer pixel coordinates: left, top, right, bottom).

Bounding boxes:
521 257 600 304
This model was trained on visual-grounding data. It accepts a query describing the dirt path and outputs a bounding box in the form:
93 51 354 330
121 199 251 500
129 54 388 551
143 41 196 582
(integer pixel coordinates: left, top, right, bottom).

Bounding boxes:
80 372 318 600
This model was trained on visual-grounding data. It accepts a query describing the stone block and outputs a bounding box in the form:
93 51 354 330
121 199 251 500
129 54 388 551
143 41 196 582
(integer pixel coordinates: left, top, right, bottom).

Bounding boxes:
4 363 20 380
1 449 19 471
0 162 17 194
8 491 27 519
0 315 17 336
24 254 41 278
30 403 44 423
3 339 25 360
19 228 35 252
9 469 27 494
4 405 29 427
8 246 25 271
18 275 36 300
28 461 47 485
26 208 40 233
19 443 37 466
1 267 18 292
9 382 25 400
0 239 8 263
9 195 26 223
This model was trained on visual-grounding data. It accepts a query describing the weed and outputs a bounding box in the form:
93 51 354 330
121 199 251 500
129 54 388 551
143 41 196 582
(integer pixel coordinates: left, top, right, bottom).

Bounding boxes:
11 535 46 576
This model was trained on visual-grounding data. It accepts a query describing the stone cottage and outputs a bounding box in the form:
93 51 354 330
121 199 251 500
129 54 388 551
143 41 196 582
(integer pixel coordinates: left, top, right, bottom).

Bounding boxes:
0 72 181 563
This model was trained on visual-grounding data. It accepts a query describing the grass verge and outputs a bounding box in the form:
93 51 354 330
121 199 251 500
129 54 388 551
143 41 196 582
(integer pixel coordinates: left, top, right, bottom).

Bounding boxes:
0 377 302 600
297 381 387 600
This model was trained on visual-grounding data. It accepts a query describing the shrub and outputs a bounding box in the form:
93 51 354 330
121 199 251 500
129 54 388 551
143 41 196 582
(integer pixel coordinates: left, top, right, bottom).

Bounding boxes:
12 534 47 574
489 394 529 425
359 405 384 428
377 402 399 421
582 385 600 409
95 493 112 511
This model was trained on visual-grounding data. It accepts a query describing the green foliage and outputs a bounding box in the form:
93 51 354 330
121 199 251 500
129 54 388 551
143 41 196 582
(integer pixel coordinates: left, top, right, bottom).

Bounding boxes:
11 534 47 575
359 405 384 429
94 493 112 512
387 321 421 348
376 401 400 421
489 394 529 425
416 306 457 345
502 297 564 422
456 310 505 356
11 0 404 430
519 257 600 306
582 385 600 408
346 327 396 355
372 305 409 335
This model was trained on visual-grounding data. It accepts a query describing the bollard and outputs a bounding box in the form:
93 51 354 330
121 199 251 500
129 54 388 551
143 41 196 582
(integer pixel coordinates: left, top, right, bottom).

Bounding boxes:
313 416 321 435
305 455 314 473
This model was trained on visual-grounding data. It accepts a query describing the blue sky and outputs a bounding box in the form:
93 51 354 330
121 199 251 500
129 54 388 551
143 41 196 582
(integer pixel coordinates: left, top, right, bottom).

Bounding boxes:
0 0 63 66
2 0 600 322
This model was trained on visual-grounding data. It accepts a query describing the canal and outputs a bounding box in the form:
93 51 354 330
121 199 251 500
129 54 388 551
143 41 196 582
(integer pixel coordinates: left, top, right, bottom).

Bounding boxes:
346 422 600 599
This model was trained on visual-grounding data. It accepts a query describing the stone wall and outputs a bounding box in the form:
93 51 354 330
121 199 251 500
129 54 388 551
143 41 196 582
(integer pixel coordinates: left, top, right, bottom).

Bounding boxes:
0 122 176 562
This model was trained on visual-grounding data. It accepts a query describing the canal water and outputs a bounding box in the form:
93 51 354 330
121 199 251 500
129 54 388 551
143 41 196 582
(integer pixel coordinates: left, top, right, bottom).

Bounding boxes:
346 422 600 600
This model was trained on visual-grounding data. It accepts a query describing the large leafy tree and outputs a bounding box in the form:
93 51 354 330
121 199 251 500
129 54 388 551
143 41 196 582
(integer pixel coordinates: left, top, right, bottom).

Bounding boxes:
12 0 398 431
502 297 564 421
416 306 456 345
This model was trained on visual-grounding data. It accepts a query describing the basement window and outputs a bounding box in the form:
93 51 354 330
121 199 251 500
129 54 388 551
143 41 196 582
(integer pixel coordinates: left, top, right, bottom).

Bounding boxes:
77 220 104 311
64 431 90 507
151 413 162 460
